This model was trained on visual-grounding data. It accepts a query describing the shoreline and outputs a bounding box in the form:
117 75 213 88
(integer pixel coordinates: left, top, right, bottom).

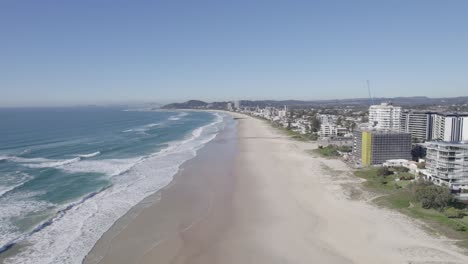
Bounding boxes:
0 110 226 264
84 113 238 264
86 113 468 263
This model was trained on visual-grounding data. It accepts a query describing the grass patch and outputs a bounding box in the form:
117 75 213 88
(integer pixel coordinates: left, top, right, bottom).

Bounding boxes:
355 167 468 248
354 167 400 193
315 145 352 158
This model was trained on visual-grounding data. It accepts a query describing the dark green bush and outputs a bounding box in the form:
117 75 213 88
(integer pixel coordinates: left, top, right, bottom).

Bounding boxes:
377 167 393 177
412 182 453 210
453 223 467 232
393 166 410 173
444 207 466 218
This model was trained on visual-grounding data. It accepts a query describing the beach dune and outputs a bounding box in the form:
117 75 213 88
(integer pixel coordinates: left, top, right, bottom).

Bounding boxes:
85 113 468 264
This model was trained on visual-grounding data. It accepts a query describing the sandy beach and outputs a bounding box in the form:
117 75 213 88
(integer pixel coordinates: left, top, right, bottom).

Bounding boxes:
85 113 468 264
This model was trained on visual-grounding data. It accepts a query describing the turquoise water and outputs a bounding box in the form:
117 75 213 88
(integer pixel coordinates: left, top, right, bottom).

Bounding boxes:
0 107 224 264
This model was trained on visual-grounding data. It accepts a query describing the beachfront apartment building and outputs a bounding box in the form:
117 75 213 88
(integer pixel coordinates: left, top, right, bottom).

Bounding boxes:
400 110 433 141
234 100 241 110
319 123 349 137
227 102 233 111
353 129 412 166
277 106 288 119
399 111 468 143
369 103 402 131
320 123 337 137
425 141 468 189
430 113 468 142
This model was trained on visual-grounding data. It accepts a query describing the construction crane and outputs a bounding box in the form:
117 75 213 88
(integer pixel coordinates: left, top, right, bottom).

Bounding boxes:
367 80 375 106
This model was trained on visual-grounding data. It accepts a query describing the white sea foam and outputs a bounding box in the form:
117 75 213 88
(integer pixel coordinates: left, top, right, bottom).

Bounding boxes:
7 156 51 163
75 152 101 159
61 158 142 176
0 184 20 198
0 191 54 250
168 112 188 121
21 157 81 169
3 112 227 264
122 122 160 133
9 154 134 176
0 172 33 198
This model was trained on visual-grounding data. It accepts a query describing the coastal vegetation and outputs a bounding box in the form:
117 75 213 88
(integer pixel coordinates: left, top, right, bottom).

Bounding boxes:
355 167 468 248
315 145 352 157
258 116 319 141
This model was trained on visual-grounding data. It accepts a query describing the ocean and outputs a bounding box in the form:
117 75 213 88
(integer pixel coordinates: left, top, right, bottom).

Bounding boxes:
0 107 226 264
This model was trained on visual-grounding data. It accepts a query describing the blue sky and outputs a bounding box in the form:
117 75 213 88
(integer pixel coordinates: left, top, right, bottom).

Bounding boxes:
1 0 467 106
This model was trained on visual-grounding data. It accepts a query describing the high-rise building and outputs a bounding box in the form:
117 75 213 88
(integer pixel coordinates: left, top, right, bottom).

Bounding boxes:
400 111 434 141
277 105 288 119
369 103 402 131
400 111 468 143
425 141 468 189
234 100 241 110
353 129 412 166
430 113 468 142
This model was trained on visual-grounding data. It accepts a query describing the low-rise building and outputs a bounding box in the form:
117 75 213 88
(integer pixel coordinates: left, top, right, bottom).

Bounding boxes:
317 114 337 124
320 123 336 137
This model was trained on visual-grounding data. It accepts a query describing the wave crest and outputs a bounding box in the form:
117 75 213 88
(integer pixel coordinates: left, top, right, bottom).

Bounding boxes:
76 152 100 158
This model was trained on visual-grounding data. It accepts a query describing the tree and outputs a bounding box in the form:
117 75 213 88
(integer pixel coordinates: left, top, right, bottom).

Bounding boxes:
310 115 321 133
411 145 426 161
413 182 453 210
336 116 343 126
287 111 293 130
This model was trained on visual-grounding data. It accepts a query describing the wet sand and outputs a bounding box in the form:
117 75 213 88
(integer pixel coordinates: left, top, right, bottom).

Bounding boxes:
85 113 468 264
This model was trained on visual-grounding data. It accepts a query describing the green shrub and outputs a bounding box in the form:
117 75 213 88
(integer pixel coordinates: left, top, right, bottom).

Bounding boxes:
377 167 393 177
399 173 415 181
444 207 466 218
453 223 467 232
412 182 453 210
317 145 339 157
393 166 410 173
337 145 352 153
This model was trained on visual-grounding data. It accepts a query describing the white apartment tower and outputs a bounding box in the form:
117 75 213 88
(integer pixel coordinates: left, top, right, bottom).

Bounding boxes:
400 111 433 141
277 105 288 119
431 113 468 142
426 141 468 189
234 100 241 110
369 103 402 131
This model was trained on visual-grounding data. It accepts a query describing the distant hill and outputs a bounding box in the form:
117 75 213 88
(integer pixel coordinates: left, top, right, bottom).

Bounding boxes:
162 100 208 109
162 96 468 109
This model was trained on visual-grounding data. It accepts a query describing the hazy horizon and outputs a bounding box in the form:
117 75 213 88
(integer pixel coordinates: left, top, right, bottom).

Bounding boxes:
2 0 468 107
1 94 468 108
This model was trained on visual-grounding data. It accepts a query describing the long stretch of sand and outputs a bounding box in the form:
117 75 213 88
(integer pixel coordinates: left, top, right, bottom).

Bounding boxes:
85 113 468 264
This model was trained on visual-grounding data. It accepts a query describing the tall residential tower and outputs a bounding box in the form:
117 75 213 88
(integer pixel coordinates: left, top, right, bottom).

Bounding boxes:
369 103 402 131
